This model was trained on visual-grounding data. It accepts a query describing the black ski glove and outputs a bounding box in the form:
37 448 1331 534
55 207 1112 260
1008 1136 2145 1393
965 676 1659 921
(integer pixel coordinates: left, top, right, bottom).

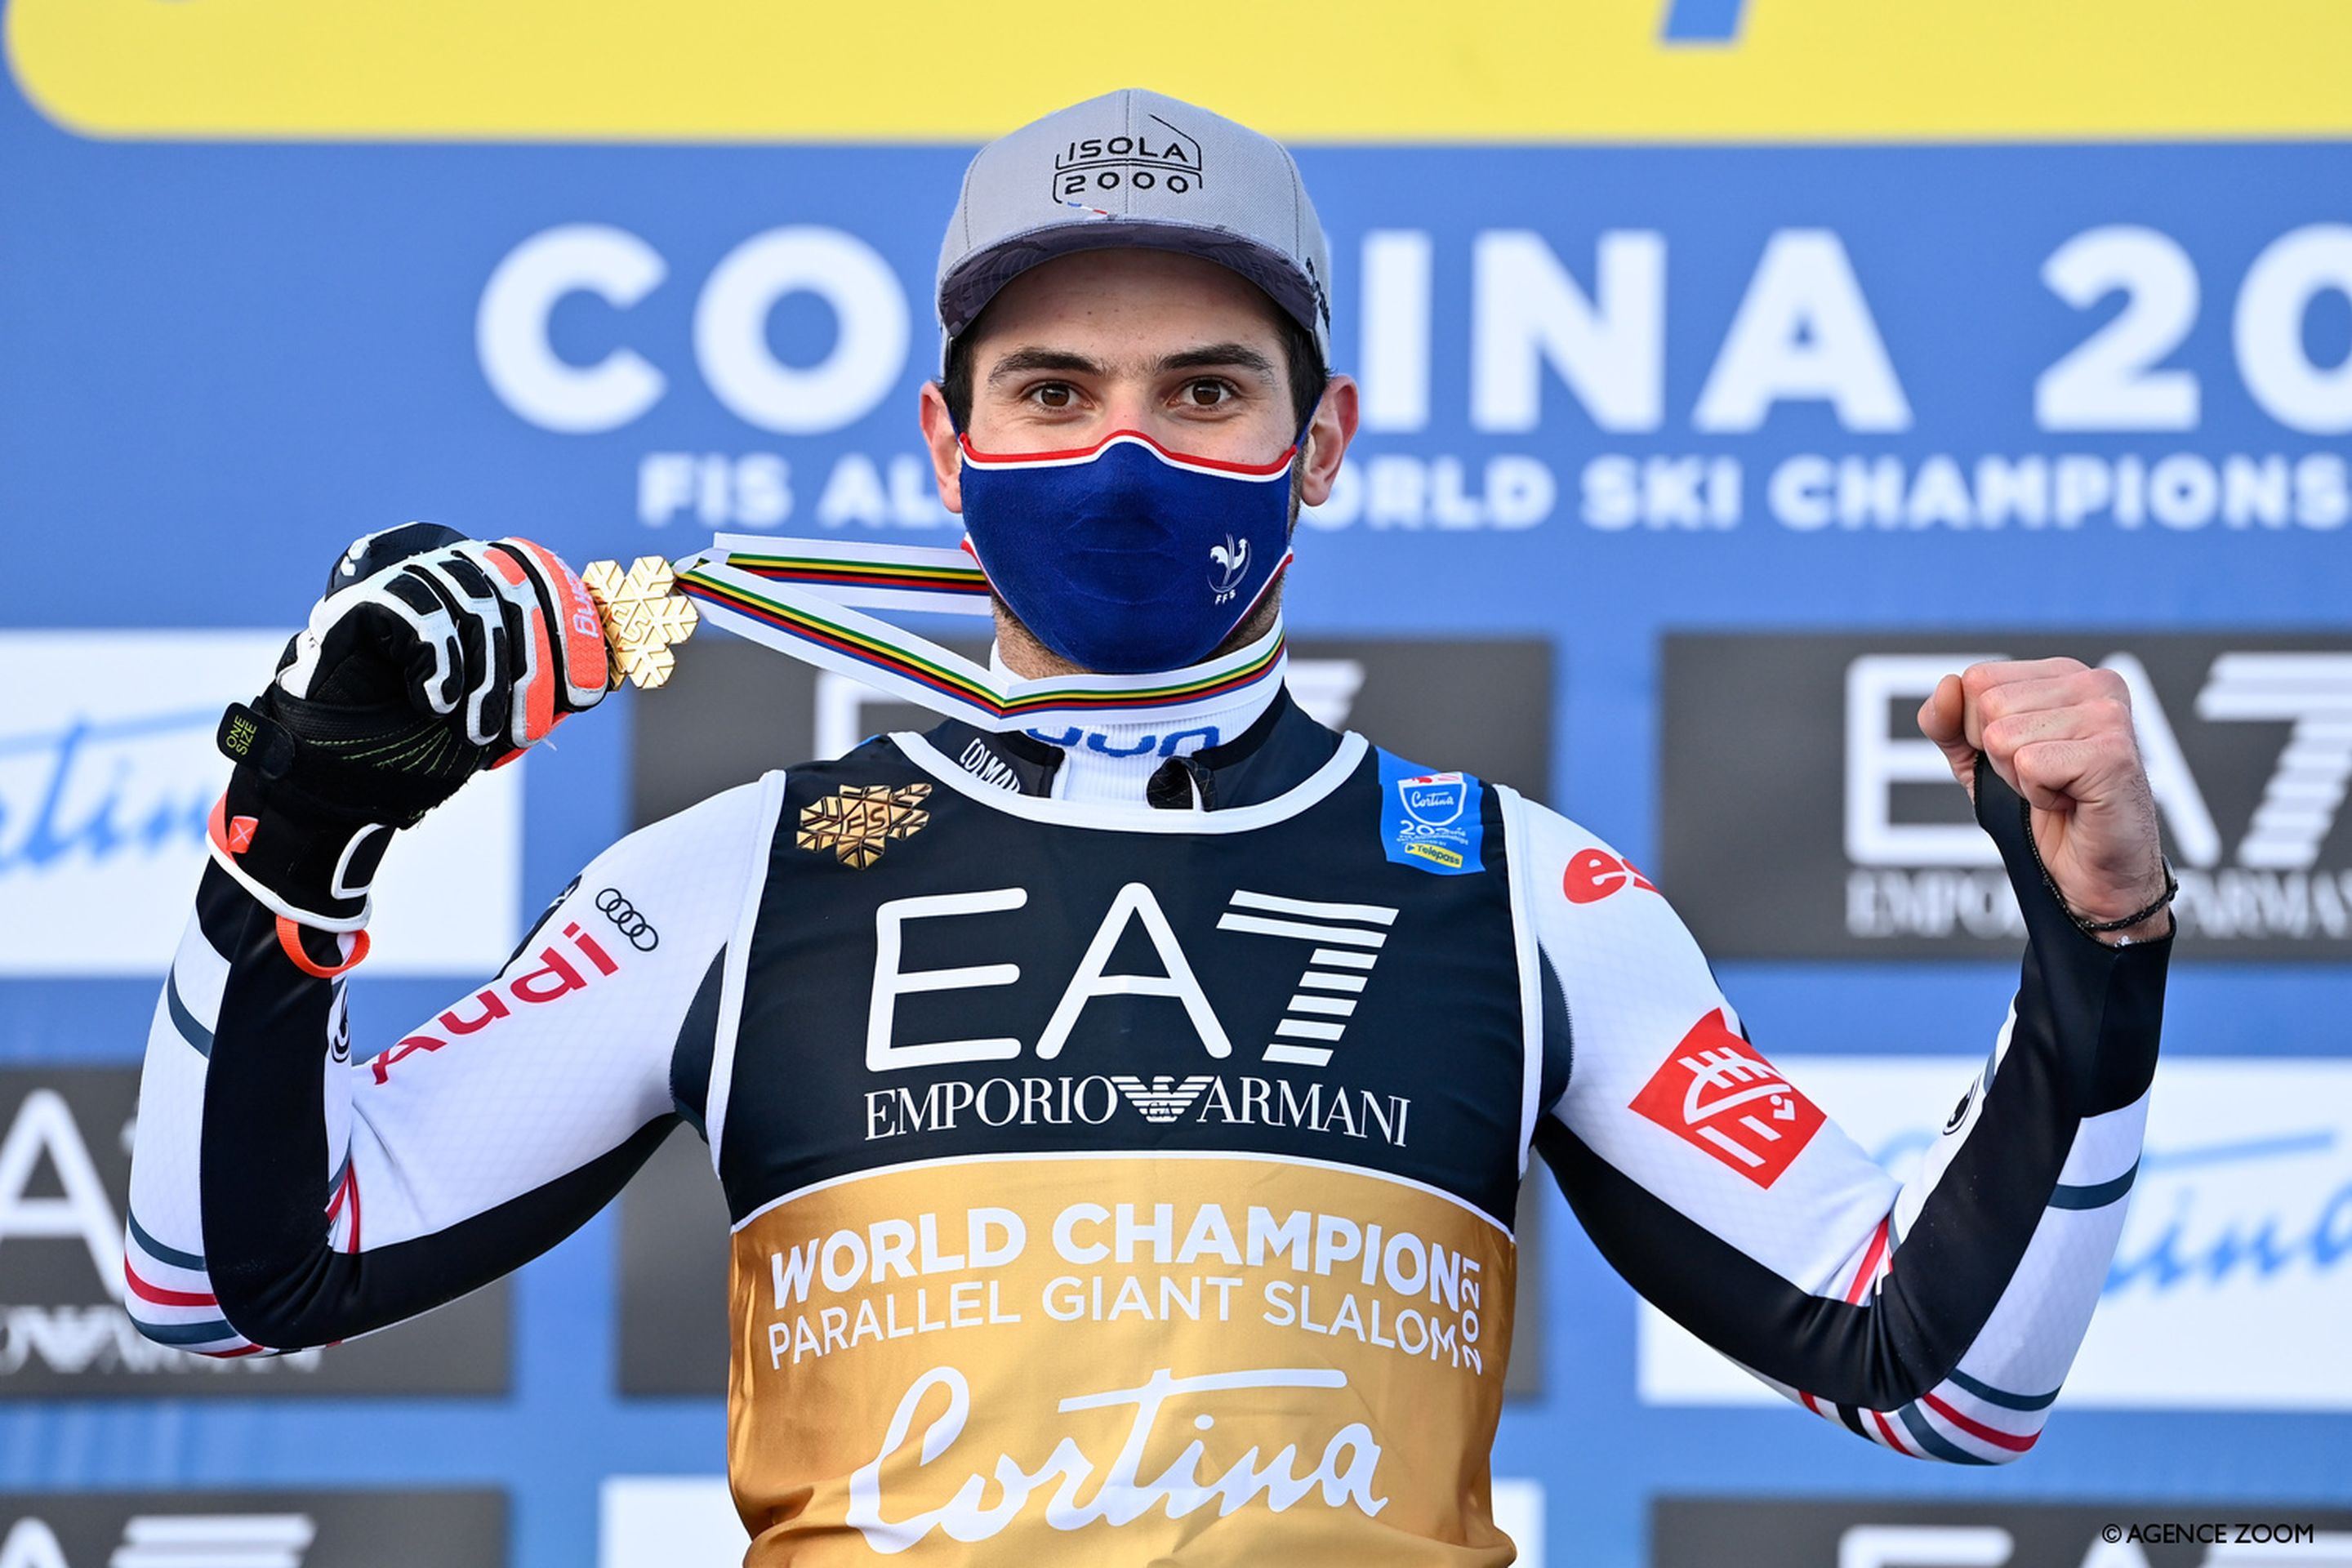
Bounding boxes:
208 523 610 936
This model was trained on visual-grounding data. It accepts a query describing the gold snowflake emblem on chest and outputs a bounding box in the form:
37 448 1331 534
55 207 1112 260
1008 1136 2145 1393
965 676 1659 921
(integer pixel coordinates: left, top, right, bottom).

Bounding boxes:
796 783 933 868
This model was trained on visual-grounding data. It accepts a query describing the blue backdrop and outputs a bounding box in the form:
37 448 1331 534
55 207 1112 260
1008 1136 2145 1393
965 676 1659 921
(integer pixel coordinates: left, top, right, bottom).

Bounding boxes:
2 38 2348 1568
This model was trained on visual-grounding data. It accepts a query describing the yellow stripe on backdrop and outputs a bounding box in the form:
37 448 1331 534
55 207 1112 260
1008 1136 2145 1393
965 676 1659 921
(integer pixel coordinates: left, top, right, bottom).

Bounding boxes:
8 0 2352 143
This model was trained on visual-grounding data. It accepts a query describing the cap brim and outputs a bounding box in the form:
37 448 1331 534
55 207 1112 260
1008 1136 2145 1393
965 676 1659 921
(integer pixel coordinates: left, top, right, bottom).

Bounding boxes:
938 216 1328 362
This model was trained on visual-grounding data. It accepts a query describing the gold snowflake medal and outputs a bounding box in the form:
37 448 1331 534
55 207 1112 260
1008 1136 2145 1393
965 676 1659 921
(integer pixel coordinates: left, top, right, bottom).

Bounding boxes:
581 556 700 689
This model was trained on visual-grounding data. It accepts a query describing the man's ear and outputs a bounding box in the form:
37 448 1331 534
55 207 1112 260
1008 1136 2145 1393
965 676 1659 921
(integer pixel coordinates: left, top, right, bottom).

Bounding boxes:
919 381 964 514
1295 373 1359 509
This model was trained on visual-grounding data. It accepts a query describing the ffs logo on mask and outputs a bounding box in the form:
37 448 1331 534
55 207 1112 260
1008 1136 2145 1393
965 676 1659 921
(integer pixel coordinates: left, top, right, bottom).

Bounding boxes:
1209 535 1250 603
956 429 1297 675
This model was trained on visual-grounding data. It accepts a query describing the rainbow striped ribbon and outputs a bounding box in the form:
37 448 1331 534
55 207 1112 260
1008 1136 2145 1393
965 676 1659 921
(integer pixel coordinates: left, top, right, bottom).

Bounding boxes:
670 534 1288 733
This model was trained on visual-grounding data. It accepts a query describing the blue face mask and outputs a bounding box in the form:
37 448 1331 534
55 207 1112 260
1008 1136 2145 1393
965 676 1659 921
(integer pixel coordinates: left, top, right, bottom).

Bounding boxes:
956 428 1298 675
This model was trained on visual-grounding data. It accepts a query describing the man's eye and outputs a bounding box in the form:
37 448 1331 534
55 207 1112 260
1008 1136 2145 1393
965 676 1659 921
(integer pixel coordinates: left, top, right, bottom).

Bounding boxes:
1031 383 1075 409
1183 380 1234 408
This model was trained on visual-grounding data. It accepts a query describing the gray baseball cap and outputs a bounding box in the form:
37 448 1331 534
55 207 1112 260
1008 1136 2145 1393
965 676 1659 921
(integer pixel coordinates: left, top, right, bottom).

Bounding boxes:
936 88 1332 366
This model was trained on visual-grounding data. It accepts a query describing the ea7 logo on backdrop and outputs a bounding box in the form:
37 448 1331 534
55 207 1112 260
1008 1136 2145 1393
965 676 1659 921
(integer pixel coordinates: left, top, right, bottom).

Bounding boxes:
866 884 1394 1073
1844 644 2352 949
1628 1010 1824 1187
0 1079 314 1383
0 1069 509 1395
1661 634 2352 960
0 1512 314 1568
0 1491 505 1568
1053 115 1201 203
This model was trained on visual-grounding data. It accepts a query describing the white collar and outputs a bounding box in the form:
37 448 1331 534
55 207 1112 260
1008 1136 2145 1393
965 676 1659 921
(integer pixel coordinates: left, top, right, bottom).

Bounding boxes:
987 643 1286 806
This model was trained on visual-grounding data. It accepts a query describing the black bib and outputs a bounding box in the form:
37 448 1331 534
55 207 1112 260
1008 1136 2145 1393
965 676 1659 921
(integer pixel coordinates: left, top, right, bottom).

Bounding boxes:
715 728 1534 1230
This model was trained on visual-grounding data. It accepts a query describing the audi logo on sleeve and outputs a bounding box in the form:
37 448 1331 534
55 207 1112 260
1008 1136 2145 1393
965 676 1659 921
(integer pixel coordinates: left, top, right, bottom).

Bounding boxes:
596 887 660 950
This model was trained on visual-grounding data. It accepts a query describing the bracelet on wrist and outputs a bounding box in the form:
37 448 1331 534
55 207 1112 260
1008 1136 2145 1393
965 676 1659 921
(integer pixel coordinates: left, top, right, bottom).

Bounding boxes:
2025 829 2178 938
2072 866 2179 933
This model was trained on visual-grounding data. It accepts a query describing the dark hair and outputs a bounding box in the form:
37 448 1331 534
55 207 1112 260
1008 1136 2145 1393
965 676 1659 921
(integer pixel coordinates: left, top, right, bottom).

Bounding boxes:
939 300 1329 433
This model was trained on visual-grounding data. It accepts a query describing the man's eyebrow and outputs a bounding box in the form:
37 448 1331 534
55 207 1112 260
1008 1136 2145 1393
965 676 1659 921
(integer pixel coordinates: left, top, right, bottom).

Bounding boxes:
1156 343 1279 381
982 341 1279 385
985 347 1105 383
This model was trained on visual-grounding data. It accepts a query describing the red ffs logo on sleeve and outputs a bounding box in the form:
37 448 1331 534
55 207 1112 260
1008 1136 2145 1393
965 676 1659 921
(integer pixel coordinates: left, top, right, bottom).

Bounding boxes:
1629 1009 1824 1187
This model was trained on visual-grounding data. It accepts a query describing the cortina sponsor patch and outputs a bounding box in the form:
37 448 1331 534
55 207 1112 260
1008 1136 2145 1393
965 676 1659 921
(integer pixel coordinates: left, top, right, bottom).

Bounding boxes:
1376 751 1485 876
1629 1009 1824 1187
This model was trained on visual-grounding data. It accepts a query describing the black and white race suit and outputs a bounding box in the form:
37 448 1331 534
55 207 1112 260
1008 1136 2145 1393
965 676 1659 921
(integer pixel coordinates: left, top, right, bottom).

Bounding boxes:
129 689 2167 1565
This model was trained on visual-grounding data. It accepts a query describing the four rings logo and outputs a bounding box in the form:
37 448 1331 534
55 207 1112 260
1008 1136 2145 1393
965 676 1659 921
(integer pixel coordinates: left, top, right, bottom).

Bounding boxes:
1052 115 1201 204
595 887 659 951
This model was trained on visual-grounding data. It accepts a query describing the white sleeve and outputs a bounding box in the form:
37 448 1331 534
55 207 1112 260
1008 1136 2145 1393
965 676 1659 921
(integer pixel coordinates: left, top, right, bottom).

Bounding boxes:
1509 787 2166 1463
125 776 782 1356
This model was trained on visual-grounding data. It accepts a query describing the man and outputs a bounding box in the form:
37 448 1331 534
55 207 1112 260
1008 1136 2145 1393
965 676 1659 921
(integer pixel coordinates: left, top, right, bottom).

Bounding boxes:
128 90 2174 1563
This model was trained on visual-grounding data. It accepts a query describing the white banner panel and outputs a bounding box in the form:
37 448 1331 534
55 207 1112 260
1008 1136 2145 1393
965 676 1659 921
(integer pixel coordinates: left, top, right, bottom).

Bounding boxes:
0 630 521 977
1638 1056 2352 1411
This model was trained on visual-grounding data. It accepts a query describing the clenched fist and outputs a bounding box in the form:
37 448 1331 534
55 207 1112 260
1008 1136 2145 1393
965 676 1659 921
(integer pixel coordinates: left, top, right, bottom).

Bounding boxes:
1918 658 2172 946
